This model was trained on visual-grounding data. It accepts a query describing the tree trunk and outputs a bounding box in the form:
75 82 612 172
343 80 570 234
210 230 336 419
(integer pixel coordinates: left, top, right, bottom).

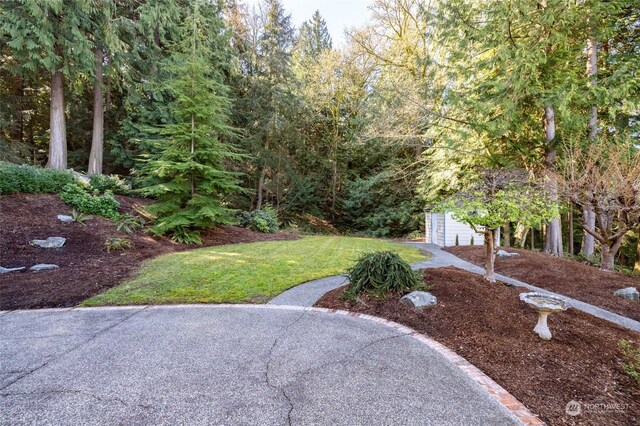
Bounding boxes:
12 76 24 147
543 105 563 256
190 113 195 197
635 236 640 272
256 167 266 209
484 229 496 283
582 36 598 257
568 205 574 255
581 208 596 256
600 246 615 272
88 48 104 175
47 69 67 169
256 135 269 210
503 223 511 247
531 228 534 250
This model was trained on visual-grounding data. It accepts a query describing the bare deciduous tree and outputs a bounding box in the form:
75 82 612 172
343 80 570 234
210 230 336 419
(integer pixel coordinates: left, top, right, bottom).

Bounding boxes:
560 142 640 271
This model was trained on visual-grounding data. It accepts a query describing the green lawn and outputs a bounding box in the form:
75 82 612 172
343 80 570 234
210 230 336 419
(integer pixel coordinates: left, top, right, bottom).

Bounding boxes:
82 236 429 306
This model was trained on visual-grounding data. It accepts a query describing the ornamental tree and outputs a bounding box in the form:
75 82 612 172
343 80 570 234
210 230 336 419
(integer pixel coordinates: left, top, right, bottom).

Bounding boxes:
438 169 557 282
559 141 640 271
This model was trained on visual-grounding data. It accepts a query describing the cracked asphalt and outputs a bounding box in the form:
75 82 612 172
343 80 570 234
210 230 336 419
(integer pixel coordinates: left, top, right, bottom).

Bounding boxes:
1 305 518 425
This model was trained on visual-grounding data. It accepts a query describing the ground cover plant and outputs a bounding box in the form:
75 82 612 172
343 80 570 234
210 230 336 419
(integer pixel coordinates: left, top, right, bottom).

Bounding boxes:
0 161 74 195
316 267 640 425
82 236 428 306
60 183 120 218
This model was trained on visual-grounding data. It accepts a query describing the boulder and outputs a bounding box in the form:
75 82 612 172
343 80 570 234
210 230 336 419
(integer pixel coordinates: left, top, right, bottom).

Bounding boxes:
613 287 639 301
0 266 26 274
497 250 519 258
30 264 59 272
31 237 66 248
400 291 437 309
57 215 75 223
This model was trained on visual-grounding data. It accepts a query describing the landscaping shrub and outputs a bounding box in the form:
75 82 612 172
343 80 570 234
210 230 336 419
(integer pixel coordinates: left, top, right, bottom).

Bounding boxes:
237 206 279 233
89 174 131 195
619 339 640 388
105 236 132 252
345 251 424 298
60 183 120 218
116 214 145 234
0 161 74 195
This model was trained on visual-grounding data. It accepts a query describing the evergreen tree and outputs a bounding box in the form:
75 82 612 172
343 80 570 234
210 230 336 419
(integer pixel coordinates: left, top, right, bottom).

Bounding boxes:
1 0 97 169
297 10 332 61
139 0 242 243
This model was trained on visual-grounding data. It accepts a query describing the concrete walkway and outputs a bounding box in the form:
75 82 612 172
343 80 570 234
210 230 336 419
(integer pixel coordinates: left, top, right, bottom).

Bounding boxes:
271 243 640 333
1 305 520 425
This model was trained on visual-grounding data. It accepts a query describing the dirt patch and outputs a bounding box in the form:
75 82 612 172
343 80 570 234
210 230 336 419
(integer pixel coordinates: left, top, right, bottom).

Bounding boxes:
316 267 640 425
0 193 298 310
444 246 640 321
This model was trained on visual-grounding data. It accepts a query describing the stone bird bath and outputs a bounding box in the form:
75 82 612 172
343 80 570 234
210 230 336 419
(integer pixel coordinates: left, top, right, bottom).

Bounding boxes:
520 292 570 340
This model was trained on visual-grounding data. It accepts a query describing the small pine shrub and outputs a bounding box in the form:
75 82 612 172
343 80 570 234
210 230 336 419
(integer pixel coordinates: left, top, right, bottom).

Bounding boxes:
470 235 475 245
89 174 131 195
0 161 74 195
237 206 279 233
455 234 460 245
345 251 424 299
619 339 640 389
105 236 132 252
60 183 120 218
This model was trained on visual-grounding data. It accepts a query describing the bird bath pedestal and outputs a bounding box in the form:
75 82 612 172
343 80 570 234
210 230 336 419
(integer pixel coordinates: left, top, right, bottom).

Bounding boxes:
519 292 570 340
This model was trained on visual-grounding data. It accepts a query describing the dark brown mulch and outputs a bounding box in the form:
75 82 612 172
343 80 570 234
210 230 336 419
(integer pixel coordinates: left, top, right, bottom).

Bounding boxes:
316 267 640 426
443 246 640 321
0 193 298 310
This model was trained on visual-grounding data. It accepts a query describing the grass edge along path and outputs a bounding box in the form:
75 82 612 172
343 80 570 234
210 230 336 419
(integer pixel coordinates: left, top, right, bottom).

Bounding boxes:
82 236 429 306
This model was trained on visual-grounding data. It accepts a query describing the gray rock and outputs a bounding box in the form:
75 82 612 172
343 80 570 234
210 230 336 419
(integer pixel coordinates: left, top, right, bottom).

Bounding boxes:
31 237 66 248
0 266 26 274
497 249 519 258
70 169 91 184
614 287 639 301
400 291 437 308
57 214 75 223
29 264 59 272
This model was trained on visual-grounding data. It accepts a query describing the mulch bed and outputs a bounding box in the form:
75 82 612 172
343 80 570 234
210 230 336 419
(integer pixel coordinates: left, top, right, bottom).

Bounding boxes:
0 193 298 310
316 267 640 425
444 246 640 321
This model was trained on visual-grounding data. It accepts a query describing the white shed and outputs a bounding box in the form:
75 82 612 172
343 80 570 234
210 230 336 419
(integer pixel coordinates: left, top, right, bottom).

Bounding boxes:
424 210 485 247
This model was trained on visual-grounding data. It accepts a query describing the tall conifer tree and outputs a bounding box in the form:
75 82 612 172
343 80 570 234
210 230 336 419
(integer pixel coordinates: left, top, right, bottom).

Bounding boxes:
139 0 242 243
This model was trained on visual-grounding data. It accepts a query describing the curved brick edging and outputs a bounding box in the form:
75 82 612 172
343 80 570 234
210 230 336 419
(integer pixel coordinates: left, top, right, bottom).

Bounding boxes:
151 303 545 425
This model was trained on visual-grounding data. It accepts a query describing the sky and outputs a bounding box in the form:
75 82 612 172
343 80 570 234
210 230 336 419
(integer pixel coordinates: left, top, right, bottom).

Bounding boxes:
244 0 374 47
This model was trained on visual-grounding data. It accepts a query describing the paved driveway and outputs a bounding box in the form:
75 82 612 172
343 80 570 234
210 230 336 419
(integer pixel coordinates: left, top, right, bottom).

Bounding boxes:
1 305 517 425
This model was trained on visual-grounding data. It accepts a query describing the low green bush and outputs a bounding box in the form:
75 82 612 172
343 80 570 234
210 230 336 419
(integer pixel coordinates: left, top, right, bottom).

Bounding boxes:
116 214 145 234
237 206 279 233
105 236 132 252
0 161 74 195
619 339 640 389
345 251 424 298
60 183 120 218
89 174 131 195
